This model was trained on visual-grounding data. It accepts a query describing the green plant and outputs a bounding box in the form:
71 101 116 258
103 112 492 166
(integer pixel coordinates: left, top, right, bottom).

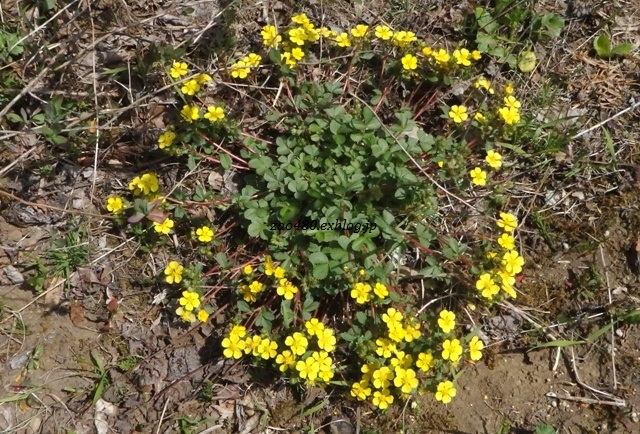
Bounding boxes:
593 34 633 58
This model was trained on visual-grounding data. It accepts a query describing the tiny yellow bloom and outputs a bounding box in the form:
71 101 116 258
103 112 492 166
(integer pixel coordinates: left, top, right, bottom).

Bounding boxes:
373 282 388 299
276 278 298 300
291 13 311 26
181 79 200 96
290 47 305 61
497 233 515 250
334 32 351 47
196 225 214 242
470 167 487 186
435 380 457 404
505 83 514 94
222 334 245 359
289 27 308 45
350 24 369 38
469 336 484 361
497 212 518 232
421 46 433 56
448 105 468 123
474 77 495 94
502 250 525 275
498 106 520 125
153 218 174 235
230 60 251 79
392 30 417 47
196 73 212 84
374 25 393 40
242 265 253 275
476 273 500 299
474 112 486 123
437 309 456 333
416 352 434 372
372 389 394 409
471 50 482 60
169 61 188 78
164 260 184 284
441 339 463 362
179 290 201 311
106 196 124 213
485 149 502 168
204 106 225 122
401 53 418 71
158 131 176 149
180 105 199 123
504 95 521 109
176 306 196 323
453 48 471 66
197 309 209 323
243 53 262 67
432 49 451 64
261 25 282 48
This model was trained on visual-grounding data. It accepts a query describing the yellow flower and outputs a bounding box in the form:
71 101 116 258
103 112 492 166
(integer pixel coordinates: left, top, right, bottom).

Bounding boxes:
274 266 286 279
334 32 351 47
404 323 421 342
437 309 456 333
290 47 305 61
305 318 325 337
264 255 276 275
257 338 278 359
393 367 418 394
387 323 406 343
179 290 201 311
449 105 468 123
169 61 188 78
176 306 196 323
289 27 308 45
351 380 372 400
280 51 297 68
229 324 246 338
230 60 251 79
106 196 124 213
432 49 450 64
242 265 253 275
285 332 308 356
181 79 200 96
497 212 518 232
474 77 494 94
485 150 502 168
372 389 394 409
239 284 256 303
276 278 298 300
372 366 394 389
374 25 393 40
197 309 209 323
416 352 434 372
249 281 263 293
261 25 282 48
129 173 159 195
505 83 514 94
421 46 433 56
196 225 214 242
222 334 245 359
350 282 372 304
243 53 262 67
502 250 524 275
317 328 336 352
180 105 199 123
476 273 500 299
318 27 334 38
382 307 403 325
245 335 263 356
304 26 320 42
401 53 418 71
392 30 417 47
158 131 176 149
498 106 520 125
453 48 472 66
153 218 174 235
504 95 521 109
497 233 515 250
350 24 369 38
435 380 457 404
373 282 388 299
469 336 484 361
471 50 482 60
204 106 225 122
441 339 463 362
469 167 487 186
474 112 486 123
376 338 397 358
275 350 296 372
291 13 311 26
164 260 184 284
196 73 211 84
296 357 320 381
502 281 517 298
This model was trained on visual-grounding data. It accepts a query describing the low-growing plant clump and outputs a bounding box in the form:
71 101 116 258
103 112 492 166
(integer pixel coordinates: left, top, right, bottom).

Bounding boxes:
105 12 537 410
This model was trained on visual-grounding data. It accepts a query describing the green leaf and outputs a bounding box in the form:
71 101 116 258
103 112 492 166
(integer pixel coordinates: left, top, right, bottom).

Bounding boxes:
594 34 612 57
541 13 564 38
518 51 537 72
611 42 633 56
601 126 616 162
585 323 612 342
281 300 294 328
535 424 557 434
237 300 251 312
355 311 367 325
219 153 232 170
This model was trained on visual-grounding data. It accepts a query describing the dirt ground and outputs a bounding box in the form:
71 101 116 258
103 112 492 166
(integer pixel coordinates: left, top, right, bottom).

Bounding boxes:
1 0 640 433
